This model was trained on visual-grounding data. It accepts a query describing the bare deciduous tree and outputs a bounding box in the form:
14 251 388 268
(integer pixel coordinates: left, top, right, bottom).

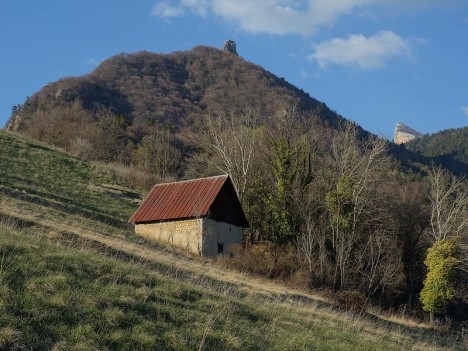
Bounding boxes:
198 109 259 201
297 214 328 277
136 125 180 182
424 166 468 306
327 123 392 290
427 165 467 243
24 100 94 149
357 216 405 296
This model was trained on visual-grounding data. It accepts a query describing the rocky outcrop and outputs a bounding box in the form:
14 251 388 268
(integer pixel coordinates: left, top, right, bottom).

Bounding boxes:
222 40 238 56
394 122 422 144
5 106 23 132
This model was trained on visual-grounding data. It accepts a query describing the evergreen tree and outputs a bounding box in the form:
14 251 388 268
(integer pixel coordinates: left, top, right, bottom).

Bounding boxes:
420 238 460 324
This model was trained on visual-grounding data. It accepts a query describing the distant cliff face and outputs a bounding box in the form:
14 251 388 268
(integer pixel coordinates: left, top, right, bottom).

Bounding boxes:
394 122 422 144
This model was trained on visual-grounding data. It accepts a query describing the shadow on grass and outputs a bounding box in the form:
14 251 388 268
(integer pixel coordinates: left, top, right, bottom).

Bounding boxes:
0 186 131 229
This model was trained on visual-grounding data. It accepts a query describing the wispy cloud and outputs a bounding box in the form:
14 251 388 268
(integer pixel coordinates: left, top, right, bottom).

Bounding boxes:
309 31 413 70
462 106 468 116
207 0 371 35
150 0 374 35
299 69 310 80
85 58 102 67
151 1 185 18
381 0 459 8
151 0 451 36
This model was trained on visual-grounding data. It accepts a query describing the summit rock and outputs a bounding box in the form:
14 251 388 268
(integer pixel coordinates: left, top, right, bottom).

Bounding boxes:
394 122 422 144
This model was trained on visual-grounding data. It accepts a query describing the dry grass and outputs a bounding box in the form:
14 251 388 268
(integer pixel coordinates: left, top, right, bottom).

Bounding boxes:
0 196 329 303
367 308 433 330
0 328 25 350
1 197 464 350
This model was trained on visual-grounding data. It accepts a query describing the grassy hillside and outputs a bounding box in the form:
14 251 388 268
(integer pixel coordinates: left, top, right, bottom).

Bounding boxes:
0 130 140 228
0 130 464 350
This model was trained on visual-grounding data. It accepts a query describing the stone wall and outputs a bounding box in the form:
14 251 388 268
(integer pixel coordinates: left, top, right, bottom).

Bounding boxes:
134 217 242 256
135 218 203 255
202 218 242 256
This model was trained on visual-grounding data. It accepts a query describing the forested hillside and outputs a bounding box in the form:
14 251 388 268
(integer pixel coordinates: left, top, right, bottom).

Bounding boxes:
6 46 343 156
405 126 468 173
7 45 465 179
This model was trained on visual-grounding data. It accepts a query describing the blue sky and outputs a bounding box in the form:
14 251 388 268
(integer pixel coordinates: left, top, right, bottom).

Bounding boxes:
1 0 467 138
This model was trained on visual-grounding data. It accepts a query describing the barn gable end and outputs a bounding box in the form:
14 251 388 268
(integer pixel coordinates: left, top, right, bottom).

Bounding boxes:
208 177 249 228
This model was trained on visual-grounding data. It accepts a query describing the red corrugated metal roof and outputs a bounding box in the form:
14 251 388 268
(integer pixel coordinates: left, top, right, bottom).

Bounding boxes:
129 175 229 223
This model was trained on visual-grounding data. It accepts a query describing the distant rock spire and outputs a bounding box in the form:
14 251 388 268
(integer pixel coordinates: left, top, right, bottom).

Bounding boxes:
222 40 238 56
394 122 423 144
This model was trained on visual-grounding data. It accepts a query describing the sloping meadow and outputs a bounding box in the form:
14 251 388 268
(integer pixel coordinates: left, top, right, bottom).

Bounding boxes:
0 130 464 350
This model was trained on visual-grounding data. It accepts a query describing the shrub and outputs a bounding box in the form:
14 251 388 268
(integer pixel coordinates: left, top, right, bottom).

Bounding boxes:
420 238 460 322
219 243 299 280
334 290 368 313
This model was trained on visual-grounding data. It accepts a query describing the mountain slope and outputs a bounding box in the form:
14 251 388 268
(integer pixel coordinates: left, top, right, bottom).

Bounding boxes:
7 45 465 180
0 132 462 350
6 46 344 136
404 126 468 173
5 45 378 189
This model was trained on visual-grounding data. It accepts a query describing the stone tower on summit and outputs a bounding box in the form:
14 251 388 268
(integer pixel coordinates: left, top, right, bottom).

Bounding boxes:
222 40 238 56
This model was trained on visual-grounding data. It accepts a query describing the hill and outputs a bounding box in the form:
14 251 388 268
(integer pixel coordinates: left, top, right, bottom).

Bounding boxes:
0 131 463 349
5 47 386 184
6 46 344 141
6 45 466 180
404 126 468 174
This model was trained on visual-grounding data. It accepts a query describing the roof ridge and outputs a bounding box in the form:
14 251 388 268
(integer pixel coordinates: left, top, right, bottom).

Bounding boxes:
154 174 228 187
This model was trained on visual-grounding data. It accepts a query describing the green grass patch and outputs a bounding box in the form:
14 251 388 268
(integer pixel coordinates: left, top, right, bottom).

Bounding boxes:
0 131 140 227
0 223 262 350
0 223 463 350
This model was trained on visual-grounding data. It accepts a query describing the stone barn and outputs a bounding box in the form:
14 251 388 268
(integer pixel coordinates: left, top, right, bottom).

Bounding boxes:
129 175 249 256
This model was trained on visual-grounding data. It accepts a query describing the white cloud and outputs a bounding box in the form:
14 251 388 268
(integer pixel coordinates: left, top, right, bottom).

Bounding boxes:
85 58 102 66
299 69 309 80
309 31 413 70
150 0 451 35
462 106 468 116
151 0 372 35
180 0 210 16
151 1 184 18
381 0 459 8
210 0 374 35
